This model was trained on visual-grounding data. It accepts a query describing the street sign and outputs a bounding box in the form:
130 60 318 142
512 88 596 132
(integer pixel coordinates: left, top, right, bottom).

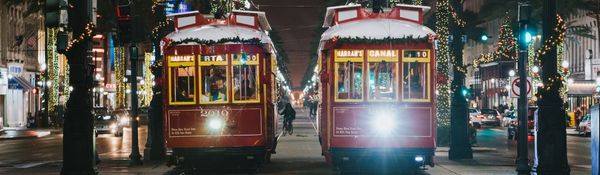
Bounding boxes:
510 77 532 97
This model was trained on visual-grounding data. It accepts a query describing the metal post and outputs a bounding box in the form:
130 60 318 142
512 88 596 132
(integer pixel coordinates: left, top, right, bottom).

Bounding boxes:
129 45 142 165
516 2 531 174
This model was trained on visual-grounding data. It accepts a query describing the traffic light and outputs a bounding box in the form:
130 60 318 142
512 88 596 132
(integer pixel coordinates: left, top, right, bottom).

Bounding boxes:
481 34 489 41
45 0 67 27
116 2 133 43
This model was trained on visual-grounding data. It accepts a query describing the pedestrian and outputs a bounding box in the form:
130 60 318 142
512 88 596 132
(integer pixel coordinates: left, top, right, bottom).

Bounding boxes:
574 108 582 130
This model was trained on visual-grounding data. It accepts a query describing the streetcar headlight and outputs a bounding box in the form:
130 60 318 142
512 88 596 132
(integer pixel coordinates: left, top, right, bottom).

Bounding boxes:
372 111 395 136
207 118 224 131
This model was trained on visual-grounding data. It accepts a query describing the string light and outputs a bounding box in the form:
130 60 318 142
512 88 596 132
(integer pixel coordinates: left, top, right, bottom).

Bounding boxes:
435 0 451 127
65 23 95 52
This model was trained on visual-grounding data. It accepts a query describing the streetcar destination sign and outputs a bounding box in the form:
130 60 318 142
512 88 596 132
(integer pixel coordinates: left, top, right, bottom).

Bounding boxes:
169 55 194 62
367 50 398 58
201 54 226 62
335 50 363 58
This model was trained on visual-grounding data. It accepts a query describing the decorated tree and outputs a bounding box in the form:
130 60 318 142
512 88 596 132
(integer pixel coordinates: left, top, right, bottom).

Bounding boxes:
496 16 518 61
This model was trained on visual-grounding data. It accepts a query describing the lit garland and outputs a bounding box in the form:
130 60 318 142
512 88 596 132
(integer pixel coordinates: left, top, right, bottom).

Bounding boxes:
115 47 127 108
151 19 173 40
435 0 451 127
168 37 262 47
332 36 429 45
472 16 517 68
448 3 466 28
142 53 154 107
61 56 71 104
47 28 59 113
65 23 95 52
534 14 567 93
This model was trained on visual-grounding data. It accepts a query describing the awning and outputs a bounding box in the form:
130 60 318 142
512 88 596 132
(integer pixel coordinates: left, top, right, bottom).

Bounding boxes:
567 81 597 96
8 76 34 90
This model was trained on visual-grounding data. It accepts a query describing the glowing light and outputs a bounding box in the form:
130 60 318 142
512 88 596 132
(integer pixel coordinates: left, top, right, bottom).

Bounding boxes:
561 60 569 68
532 66 540 73
415 156 424 162
567 78 574 85
509 70 516 77
481 35 488 41
208 118 224 131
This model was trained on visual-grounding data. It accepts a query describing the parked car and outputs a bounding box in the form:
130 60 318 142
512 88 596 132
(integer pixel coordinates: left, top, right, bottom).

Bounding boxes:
95 114 125 137
507 107 536 140
469 109 482 128
501 111 516 127
578 114 591 137
479 109 501 126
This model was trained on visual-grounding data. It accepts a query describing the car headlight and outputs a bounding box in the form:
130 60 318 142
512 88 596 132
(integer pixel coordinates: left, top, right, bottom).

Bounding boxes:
371 110 396 136
207 118 224 131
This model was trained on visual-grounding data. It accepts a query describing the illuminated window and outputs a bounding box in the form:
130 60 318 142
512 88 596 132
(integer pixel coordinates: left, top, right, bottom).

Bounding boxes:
402 50 430 102
367 50 398 101
168 55 196 105
199 54 228 103
334 50 364 102
232 53 260 103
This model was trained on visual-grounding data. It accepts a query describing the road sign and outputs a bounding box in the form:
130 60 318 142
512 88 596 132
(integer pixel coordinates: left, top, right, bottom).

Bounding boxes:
510 77 532 97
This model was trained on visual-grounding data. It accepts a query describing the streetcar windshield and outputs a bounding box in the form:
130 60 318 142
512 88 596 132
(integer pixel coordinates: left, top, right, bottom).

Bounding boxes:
402 50 430 101
336 62 363 101
170 67 196 103
199 54 229 103
168 55 196 105
367 50 398 101
232 53 260 102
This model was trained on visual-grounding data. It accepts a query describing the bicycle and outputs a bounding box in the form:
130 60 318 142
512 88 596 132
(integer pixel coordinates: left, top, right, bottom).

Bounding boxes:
283 118 293 136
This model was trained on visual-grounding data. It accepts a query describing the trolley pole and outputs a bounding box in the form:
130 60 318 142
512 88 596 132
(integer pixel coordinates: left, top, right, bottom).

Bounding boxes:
516 2 531 174
129 45 143 165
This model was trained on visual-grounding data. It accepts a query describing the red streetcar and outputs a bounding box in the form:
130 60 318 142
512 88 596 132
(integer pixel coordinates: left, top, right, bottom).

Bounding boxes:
161 11 283 169
316 4 437 172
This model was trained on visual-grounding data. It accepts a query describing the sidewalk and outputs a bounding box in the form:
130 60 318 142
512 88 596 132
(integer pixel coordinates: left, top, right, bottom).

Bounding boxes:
0 128 57 140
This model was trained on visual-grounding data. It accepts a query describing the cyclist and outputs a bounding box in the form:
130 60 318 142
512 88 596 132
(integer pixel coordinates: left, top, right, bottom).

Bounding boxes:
281 103 296 136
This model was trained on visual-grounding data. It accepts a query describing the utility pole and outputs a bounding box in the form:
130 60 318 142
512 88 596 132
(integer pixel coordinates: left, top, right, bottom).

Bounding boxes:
449 0 472 160
516 2 531 174
61 0 97 173
538 0 570 173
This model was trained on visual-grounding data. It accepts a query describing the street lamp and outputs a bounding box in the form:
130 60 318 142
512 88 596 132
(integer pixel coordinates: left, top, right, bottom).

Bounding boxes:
561 60 569 69
532 66 540 74
509 70 516 77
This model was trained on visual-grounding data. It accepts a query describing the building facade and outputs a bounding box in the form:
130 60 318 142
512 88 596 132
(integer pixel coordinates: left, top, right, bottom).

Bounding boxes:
0 2 44 128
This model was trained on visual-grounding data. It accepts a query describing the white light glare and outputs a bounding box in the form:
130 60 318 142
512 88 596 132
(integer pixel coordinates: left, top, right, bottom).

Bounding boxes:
208 118 224 131
561 60 569 68
415 155 424 162
508 70 516 77
372 111 395 136
532 66 540 73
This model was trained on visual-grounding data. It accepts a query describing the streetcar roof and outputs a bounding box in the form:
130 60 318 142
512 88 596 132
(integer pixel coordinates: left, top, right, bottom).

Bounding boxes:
319 18 434 49
165 24 273 45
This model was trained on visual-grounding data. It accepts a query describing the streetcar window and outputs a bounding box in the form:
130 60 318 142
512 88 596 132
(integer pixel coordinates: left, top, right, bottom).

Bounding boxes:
335 62 363 101
169 66 196 104
199 54 229 103
367 50 398 101
200 66 228 103
402 62 429 101
232 53 260 102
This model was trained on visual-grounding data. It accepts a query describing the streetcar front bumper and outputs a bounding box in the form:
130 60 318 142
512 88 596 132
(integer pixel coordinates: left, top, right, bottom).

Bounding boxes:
330 147 435 169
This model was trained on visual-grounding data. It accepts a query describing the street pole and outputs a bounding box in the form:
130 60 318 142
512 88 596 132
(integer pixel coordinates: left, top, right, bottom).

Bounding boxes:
516 2 531 174
61 0 97 173
145 2 167 161
538 0 570 173
449 0 472 160
129 45 143 165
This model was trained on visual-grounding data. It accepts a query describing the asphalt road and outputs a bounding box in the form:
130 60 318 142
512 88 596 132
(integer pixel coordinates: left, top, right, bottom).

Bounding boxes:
0 110 592 174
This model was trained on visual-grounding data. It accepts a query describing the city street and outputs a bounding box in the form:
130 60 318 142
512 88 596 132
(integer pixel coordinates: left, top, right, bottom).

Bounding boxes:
0 109 592 174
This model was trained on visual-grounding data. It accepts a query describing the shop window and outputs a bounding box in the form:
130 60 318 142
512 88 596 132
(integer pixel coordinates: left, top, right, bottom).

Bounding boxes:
367 50 398 101
168 55 196 105
402 50 430 102
232 53 260 103
199 54 228 103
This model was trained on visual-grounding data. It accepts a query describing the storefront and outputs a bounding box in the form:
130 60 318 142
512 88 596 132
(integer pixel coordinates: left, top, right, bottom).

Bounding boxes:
566 80 599 127
5 63 36 128
0 67 7 129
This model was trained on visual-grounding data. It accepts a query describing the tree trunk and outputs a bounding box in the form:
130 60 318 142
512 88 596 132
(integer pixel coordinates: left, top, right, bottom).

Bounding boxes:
449 0 473 160
61 0 96 174
537 0 569 174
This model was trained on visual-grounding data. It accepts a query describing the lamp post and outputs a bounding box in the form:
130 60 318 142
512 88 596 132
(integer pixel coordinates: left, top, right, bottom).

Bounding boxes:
129 45 143 165
516 2 531 174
